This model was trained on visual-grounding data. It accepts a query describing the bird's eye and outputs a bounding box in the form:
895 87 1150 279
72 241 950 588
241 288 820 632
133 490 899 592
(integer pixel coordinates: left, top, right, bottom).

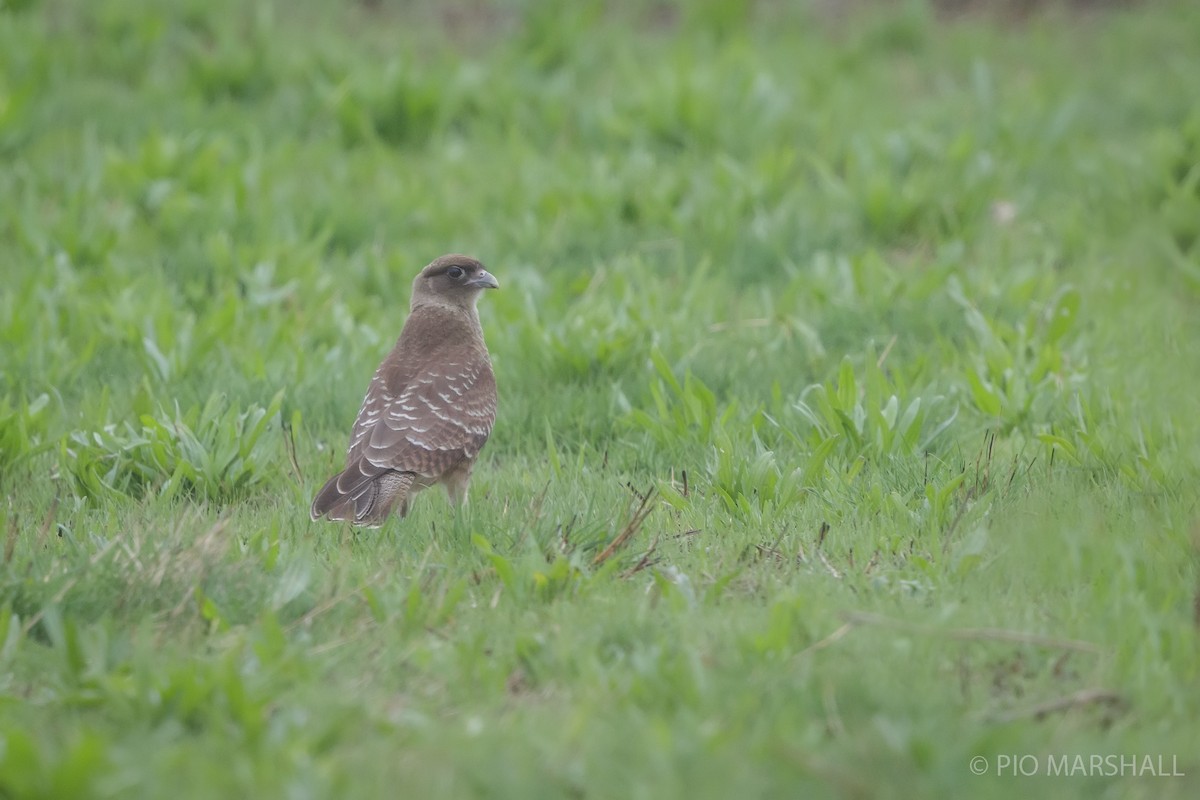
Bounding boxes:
447 266 465 279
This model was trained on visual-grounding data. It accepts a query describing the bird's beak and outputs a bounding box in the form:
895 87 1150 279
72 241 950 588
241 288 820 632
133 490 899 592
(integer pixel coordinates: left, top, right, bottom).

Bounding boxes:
471 270 499 290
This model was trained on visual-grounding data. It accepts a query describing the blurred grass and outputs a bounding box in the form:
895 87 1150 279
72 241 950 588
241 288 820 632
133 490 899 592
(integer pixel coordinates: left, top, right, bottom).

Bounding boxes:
1 0 1199 797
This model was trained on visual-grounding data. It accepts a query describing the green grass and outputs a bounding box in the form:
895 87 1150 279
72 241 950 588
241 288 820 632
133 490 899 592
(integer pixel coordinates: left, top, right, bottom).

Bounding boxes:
2 0 1199 797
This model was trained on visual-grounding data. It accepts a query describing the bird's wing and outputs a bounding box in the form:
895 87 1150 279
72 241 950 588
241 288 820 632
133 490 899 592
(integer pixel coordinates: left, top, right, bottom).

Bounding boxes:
346 365 397 464
351 353 496 479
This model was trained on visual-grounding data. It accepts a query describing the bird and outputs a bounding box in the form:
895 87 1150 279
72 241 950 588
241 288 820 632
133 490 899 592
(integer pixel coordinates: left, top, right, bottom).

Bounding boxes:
310 254 499 527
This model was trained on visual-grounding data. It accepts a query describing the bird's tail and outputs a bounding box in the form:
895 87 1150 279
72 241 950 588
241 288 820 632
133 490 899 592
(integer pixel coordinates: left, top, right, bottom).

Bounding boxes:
310 463 414 527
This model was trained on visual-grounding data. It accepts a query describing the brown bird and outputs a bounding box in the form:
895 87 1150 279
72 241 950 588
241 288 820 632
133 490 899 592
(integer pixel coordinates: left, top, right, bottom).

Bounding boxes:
310 254 499 527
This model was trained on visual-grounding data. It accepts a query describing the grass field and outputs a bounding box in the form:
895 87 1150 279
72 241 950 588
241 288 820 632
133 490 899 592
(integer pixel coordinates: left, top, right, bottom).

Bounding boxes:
2 0 1199 797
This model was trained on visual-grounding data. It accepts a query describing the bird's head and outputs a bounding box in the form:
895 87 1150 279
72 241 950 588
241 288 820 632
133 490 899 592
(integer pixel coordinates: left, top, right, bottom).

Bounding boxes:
410 254 499 311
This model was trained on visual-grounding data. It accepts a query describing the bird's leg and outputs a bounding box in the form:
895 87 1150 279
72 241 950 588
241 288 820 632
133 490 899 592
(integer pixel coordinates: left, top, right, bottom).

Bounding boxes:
442 465 473 508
